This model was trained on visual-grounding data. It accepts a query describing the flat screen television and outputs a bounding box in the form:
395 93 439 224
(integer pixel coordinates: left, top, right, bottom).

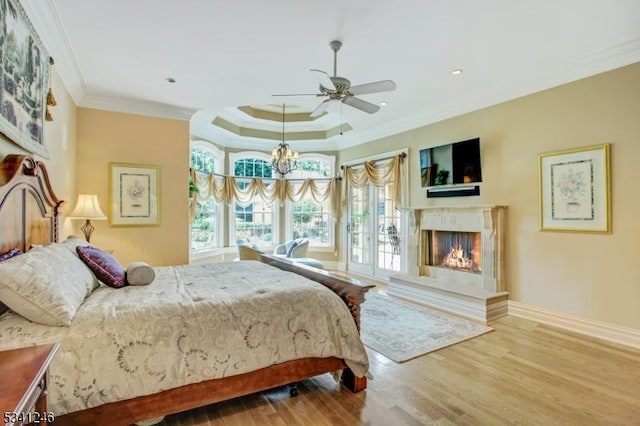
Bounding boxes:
420 137 482 187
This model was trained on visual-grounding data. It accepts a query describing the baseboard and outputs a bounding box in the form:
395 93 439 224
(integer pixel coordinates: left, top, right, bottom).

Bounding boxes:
508 301 640 350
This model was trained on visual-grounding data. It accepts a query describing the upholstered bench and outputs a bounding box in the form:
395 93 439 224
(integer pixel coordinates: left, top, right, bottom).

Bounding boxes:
291 257 325 269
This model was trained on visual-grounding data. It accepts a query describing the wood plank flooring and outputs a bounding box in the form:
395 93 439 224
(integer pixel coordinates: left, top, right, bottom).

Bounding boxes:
162 315 640 426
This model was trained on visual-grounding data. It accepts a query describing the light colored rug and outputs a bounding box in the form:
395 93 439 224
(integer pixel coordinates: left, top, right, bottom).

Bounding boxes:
360 292 493 362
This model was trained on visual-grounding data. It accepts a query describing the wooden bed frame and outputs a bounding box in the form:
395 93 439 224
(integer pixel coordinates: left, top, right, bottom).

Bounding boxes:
0 155 374 425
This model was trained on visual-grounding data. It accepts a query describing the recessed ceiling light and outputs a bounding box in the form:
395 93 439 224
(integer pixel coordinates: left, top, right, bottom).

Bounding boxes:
165 77 176 83
380 101 388 106
451 69 463 76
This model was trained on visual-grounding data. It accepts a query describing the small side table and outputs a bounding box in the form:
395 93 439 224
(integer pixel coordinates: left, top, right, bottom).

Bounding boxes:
0 343 60 425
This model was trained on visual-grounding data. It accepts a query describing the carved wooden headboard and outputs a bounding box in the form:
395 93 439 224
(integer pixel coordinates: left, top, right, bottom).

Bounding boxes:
0 154 63 252
0 155 63 314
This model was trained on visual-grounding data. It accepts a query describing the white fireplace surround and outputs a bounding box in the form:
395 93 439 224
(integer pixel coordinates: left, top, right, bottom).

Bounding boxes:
389 205 508 323
418 205 506 292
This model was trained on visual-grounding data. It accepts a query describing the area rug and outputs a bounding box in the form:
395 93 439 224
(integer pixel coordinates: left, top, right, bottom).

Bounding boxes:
359 292 493 362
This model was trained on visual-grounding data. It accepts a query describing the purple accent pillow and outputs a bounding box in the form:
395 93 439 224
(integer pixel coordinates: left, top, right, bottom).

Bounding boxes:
0 248 23 262
76 246 127 288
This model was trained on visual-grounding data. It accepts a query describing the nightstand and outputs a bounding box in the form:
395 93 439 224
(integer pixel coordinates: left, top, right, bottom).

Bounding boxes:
0 343 60 425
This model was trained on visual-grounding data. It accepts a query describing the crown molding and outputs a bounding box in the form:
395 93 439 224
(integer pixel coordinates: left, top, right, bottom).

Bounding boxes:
190 122 340 152
80 95 195 121
21 0 87 104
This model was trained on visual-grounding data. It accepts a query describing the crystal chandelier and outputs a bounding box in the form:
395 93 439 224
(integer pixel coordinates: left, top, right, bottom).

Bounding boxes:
271 104 299 177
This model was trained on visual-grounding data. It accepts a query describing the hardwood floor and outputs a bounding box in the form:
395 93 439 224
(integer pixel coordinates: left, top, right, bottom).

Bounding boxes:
162 315 640 425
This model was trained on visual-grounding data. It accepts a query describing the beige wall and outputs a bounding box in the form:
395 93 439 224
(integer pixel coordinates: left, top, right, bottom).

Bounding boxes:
340 62 640 329
76 108 190 266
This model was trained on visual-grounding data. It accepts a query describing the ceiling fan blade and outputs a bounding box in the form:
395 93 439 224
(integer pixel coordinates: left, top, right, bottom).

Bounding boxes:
342 96 380 114
348 80 396 96
272 93 322 97
310 69 336 91
310 99 333 117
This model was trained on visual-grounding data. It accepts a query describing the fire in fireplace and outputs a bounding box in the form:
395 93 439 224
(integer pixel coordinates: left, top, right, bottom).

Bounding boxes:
429 230 482 273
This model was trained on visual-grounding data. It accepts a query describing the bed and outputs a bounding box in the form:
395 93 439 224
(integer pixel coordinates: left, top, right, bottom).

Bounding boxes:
0 155 373 425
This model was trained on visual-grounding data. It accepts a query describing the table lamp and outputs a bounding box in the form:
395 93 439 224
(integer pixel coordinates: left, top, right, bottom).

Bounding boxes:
68 194 107 242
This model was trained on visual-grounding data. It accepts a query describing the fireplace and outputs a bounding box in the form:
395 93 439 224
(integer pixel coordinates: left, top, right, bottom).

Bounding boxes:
428 230 482 273
388 205 508 322
412 205 506 293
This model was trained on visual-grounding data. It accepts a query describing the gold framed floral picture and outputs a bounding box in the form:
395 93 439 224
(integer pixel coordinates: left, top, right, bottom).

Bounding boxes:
538 144 610 233
109 163 160 226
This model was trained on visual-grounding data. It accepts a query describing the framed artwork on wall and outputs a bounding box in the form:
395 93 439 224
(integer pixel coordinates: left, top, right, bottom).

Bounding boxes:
538 143 610 233
109 163 160 226
0 0 50 158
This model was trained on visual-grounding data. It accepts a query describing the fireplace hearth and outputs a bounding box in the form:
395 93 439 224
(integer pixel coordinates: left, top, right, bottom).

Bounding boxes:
389 205 508 323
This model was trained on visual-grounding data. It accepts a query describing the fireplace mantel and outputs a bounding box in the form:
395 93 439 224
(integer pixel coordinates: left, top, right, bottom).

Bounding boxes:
389 205 508 323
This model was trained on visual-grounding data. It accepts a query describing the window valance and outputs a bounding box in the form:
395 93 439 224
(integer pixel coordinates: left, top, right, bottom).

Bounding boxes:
341 153 405 208
190 170 340 221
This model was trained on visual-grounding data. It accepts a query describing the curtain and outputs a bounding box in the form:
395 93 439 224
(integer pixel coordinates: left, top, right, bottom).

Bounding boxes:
341 154 405 209
189 169 340 222
189 153 403 223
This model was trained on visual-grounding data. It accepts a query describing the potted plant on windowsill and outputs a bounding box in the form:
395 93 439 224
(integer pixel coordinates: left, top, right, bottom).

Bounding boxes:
189 177 199 206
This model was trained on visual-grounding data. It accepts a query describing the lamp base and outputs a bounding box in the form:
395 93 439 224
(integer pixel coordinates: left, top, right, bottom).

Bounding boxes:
81 219 95 243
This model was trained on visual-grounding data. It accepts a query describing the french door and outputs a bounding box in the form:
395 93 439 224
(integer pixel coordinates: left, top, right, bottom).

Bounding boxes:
347 182 401 280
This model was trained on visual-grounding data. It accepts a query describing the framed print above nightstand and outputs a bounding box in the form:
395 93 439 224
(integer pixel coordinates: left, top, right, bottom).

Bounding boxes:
538 143 610 233
109 163 160 226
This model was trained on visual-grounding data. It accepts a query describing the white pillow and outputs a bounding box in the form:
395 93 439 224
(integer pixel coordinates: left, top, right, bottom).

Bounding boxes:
0 244 98 326
126 261 156 286
59 236 91 256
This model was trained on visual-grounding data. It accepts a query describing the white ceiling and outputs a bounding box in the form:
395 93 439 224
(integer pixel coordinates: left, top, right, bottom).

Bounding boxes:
24 0 640 152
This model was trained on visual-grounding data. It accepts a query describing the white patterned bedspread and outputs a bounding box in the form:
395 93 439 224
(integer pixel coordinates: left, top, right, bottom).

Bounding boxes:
0 261 369 416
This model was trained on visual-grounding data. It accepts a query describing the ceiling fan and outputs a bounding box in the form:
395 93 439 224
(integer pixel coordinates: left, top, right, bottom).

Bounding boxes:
273 40 396 117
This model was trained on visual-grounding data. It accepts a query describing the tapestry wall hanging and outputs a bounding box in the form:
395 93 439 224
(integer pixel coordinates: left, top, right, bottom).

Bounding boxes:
0 0 50 158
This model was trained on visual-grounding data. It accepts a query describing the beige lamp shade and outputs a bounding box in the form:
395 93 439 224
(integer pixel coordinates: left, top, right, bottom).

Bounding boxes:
68 194 107 242
68 194 107 219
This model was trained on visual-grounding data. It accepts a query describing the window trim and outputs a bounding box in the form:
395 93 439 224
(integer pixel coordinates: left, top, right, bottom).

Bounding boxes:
190 140 225 252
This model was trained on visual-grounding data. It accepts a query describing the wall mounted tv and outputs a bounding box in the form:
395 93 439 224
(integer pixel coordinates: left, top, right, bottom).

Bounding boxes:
419 137 482 197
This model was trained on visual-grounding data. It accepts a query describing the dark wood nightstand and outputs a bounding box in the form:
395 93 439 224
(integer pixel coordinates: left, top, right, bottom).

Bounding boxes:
0 343 60 425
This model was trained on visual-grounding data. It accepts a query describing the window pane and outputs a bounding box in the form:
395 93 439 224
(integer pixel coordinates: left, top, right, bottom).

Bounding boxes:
376 185 400 271
289 158 332 247
191 197 217 250
292 197 329 245
350 186 370 264
191 147 216 173
233 157 274 245
190 145 219 251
